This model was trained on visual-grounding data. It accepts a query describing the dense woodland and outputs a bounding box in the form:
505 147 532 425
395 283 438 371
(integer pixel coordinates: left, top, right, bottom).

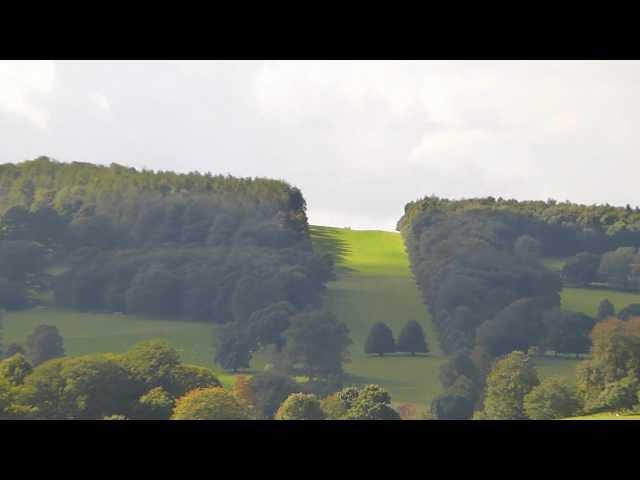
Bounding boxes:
398 196 640 419
0 158 348 381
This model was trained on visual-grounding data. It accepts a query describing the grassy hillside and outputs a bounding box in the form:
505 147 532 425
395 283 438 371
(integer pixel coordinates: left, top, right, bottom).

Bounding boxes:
310 226 444 405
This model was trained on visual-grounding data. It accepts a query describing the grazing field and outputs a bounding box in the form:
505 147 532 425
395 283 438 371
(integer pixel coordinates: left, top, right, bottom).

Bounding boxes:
2 307 238 388
561 287 640 317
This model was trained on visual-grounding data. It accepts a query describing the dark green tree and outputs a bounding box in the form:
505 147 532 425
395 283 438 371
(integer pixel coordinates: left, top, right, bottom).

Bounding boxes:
562 253 601 287
619 304 640 320
26 325 64 366
596 299 616 321
248 372 302 419
282 310 351 377
213 324 254 372
396 320 428 355
364 322 395 357
431 393 474 420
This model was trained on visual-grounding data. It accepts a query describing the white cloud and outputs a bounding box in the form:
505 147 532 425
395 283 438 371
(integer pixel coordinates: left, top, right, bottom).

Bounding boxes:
2 60 640 230
90 92 110 111
0 61 56 128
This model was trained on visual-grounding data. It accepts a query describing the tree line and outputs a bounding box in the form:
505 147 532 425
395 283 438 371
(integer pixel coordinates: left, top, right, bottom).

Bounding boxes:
398 196 640 419
0 158 350 382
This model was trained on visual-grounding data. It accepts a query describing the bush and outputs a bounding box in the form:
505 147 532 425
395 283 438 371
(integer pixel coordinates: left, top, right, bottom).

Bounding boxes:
523 377 582 419
275 393 325 420
172 387 251 420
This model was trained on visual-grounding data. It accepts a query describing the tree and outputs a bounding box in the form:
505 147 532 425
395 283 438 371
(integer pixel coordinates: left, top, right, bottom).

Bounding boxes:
0 278 28 310
320 393 349 420
476 298 547 357
125 264 182 316
275 393 325 420
431 393 474 420
15 354 137 419
213 324 254 372
233 375 256 410
136 387 175 420
282 310 351 377
514 235 541 263
169 364 221 398
541 308 595 356
172 387 251 420
523 377 581 420
364 322 395 357
4 343 25 359
247 301 295 351
0 353 32 386
396 320 428 356
481 351 540 420
248 372 302 419
596 299 616 321
120 340 181 394
562 253 600 287
598 247 637 290
26 325 64 366
576 318 640 412
618 304 640 320
342 384 400 420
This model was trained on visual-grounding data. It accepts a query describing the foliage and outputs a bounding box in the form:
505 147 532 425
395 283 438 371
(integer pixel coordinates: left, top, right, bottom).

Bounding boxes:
562 253 601 287
540 308 595 355
248 372 302 419
213 323 254 372
0 353 32 386
619 304 640 320
136 387 175 420
342 384 400 420
320 393 349 420
480 351 540 420
26 324 64 366
282 310 351 378
274 393 325 420
576 317 640 413
364 322 395 356
431 393 474 420
396 320 428 355
597 299 616 321
172 387 250 420
523 377 582 419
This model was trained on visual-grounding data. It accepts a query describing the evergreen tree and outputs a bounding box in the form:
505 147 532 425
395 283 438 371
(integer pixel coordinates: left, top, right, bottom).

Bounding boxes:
596 298 616 321
26 325 64 366
396 320 428 355
364 322 395 357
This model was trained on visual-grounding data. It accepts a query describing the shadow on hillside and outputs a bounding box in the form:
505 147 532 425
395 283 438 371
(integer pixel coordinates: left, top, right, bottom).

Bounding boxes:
309 227 357 273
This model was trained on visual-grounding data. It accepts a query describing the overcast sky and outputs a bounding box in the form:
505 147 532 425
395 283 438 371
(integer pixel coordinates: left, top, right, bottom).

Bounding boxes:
1 60 639 231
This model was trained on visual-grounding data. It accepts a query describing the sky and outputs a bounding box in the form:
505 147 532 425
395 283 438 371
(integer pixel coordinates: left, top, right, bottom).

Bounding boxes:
1 60 640 231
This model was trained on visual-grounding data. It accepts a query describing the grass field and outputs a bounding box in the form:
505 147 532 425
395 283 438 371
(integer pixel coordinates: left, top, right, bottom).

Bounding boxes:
2 307 241 387
561 287 640 317
564 412 640 420
310 226 444 405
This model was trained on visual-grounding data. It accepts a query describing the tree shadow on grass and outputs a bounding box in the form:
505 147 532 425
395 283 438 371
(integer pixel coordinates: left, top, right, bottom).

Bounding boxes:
309 226 357 273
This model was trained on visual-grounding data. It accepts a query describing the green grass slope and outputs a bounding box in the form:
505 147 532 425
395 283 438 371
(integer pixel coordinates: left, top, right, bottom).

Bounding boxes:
311 226 445 406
